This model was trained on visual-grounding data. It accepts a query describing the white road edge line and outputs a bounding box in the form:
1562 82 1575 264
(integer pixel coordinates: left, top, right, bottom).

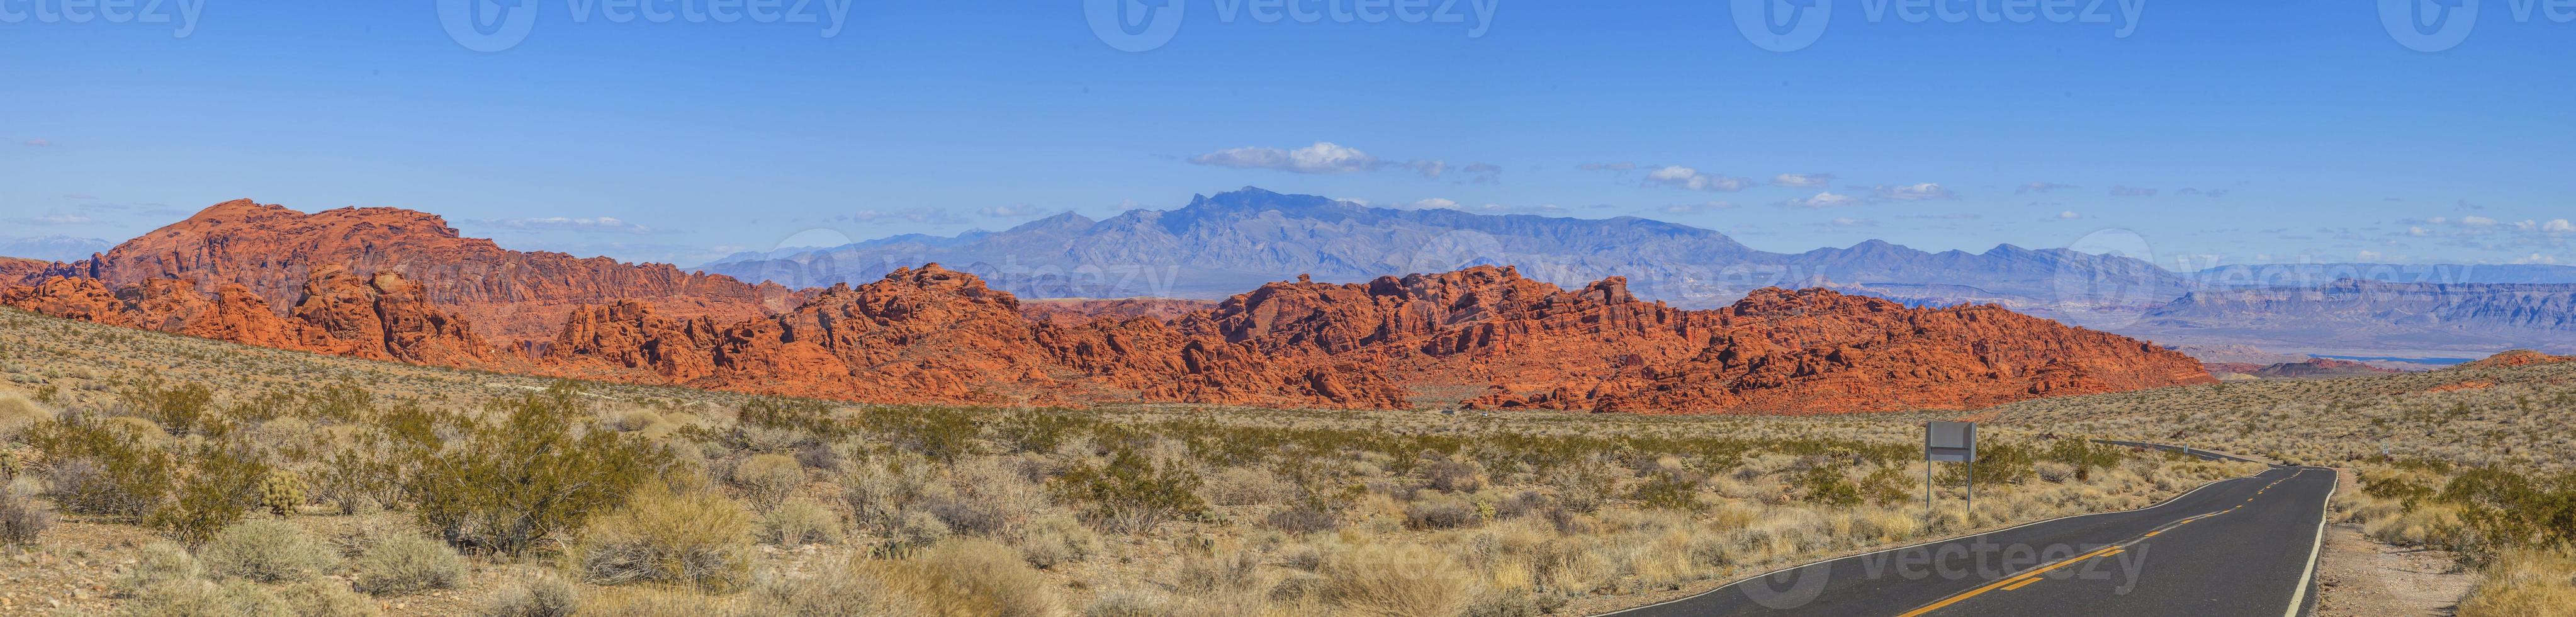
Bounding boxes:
1593 448 2279 616
2283 467 2336 617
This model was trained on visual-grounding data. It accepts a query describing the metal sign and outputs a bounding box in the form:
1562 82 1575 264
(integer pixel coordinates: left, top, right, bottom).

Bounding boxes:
1926 421 1977 462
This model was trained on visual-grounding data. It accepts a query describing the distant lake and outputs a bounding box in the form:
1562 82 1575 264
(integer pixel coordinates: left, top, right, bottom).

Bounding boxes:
2315 354 2478 366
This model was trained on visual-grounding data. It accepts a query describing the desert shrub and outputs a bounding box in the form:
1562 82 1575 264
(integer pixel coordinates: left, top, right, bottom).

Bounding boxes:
152 442 273 548
0 393 54 439
119 379 215 437
201 519 339 583
480 575 581 617
1266 506 1342 535
756 497 841 546
0 482 55 545
1422 456 1487 493
409 385 663 555
992 408 1084 455
278 579 384 617
313 448 390 516
1318 544 1472 617
1940 441 2035 485
2457 548 2576 617
1052 447 1205 534
733 453 804 510
1631 469 1702 512
353 533 466 596
1405 497 1482 530
2043 438 2125 480
1797 463 1862 507
792 441 843 472
843 458 935 535
911 538 1062 617
575 484 755 591
1203 467 1290 507
117 541 203 596
1462 588 1565 617
1011 514 1098 569
757 539 1059 617
1175 551 1262 594
29 413 176 519
123 579 290 617
865 407 984 463
1081 588 1173 617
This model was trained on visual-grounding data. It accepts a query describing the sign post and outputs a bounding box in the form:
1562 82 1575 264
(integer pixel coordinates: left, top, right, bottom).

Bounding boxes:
1925 421 1977 518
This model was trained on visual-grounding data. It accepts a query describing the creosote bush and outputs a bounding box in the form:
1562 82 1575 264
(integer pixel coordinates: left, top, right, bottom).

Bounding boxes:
410 385 665 555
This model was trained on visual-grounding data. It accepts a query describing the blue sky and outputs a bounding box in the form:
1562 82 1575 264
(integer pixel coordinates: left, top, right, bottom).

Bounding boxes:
1 1 2569 269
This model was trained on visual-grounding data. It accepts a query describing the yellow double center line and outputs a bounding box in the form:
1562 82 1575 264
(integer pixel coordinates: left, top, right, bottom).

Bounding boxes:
1892 509 2232 617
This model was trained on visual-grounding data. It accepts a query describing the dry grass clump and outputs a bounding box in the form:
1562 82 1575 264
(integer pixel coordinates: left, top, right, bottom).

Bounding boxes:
755 538 1060 616
1318 543 1474 617
575 484 755 591
352 533 466 596
201 519 340 584
478 575 581 617
756 497 842 546
0 477 55 545
2458 548 2576 617
0 392 53 439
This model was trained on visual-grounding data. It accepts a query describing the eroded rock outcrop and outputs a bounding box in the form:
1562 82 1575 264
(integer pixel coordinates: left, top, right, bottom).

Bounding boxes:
3 269 488 367
45 200 783 342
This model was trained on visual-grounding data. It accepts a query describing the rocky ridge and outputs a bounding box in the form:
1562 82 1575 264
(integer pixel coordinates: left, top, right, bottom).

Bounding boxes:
3 201 2217 413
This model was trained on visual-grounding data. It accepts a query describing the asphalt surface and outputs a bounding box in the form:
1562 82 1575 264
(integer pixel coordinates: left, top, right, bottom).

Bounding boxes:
1603 446 2336 617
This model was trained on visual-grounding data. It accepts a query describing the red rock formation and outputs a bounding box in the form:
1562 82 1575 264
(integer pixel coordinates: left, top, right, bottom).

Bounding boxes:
0 258 51 286
2464 349 2575 368
47 200 782 343
3 269 488 367
6 205 2217 414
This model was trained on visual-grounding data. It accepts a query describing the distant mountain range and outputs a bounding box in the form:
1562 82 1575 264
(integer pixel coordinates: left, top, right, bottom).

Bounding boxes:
700 187 2188 310
695 187 2576 358
2130 280 2576 354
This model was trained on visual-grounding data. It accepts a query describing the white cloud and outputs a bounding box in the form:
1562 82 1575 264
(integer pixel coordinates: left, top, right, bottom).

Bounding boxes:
2057 211 2081 220
2109 185 2158 197
1771 173 1835 188
2407 226 2431 237
1827 217 1876 227
1780 191 1863 208
1188 142 1385 174
2017 181 2078 195
1643 166 1753 191
2357 251 2383 261
1869 183 1957 201
2461 215 2498 226
1406 160 1448 178
2512 253 2562 264
1407 198 1460 210
481 216 656 234
2546 219 2573 232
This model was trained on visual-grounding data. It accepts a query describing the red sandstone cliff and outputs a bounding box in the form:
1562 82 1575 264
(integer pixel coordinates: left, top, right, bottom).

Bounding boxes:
43 200 789 342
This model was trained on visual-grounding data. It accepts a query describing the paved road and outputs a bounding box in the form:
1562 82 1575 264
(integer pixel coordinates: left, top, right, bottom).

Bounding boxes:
1604 447 2335 617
